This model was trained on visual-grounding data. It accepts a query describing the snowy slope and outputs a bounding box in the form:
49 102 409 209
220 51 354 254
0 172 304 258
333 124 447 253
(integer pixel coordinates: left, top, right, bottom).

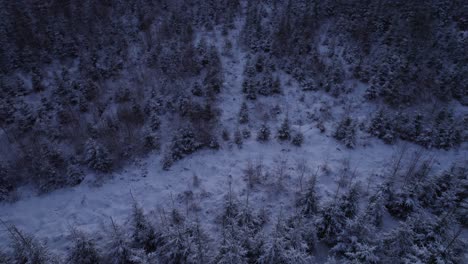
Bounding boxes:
1 17 467 263
1 109 465 259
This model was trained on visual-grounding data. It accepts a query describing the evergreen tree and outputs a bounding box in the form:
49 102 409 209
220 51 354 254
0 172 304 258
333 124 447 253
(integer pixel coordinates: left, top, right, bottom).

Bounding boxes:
84 139 113 173
187 220 212 264
379 213 465 263
277 118 291 141
130 199 159 253
363 192 385 227
67 230 101 264
331 215 379 264
297 176 320 217
368 110 396 144
234 129 243 148
5 224 58 264
214 227 248 264
238 102 249 124
258 214 313 264
291 131 304 146
257 124 271 142
105 219 140 264
334 117 356 148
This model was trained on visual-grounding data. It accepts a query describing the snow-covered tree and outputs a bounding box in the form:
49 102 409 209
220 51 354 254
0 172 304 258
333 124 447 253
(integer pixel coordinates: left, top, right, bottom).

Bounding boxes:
238 102 249 124
379 213 465 263
334 117 356 148
163 127 203 169
291 131 304 146
368 110 396 144
130 200 160 253
277 118 291 141
104 219 142 264
6 224 58 264
234 129 243 148
257 124 271 142
84 139 113 173
214 228 248 264
67 230 101 264
297 175 320 217
258 214 313 264
331 215 379 264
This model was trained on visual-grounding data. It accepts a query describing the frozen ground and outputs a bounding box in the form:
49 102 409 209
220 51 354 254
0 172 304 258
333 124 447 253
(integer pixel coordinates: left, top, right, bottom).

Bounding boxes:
1 22 467 262
1 120 465 259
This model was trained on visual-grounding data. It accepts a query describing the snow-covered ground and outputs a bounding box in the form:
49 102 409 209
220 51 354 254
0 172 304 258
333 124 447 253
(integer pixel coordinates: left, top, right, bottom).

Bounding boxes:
1 119 465 259
1 20 467 262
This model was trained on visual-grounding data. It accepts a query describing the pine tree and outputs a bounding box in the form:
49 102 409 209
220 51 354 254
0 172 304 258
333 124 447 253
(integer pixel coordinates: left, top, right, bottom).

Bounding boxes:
316 203 347 246
272 76 282 94
214 227 248 264
334 117 356 148
368 111 396 144
234 129 243 148
105 218 140 264
291 131 304 146
0 250 8 263
0 164 13 202
4 223 58 264
157 223 191 264
331 216 379 264
130 199 159 253
187 220 212 264
277 118 291 141
238 102 249 124
363 192 385 227
379 213 465 263
258 214 313 264
297 175 320 217
165 127 203 168
317 185 360 245
257 124 271 142
339 185 361 219
67 230 101 264
84 139 113 173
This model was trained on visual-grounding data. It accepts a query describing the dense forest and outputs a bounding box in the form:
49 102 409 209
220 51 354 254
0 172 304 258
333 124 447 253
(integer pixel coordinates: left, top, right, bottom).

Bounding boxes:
0 0 467 263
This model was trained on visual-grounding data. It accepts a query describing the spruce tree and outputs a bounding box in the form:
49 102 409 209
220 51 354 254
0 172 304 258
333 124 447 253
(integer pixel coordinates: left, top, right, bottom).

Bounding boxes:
257 124 271 142
334 117 356 148
277 118 291 141
238 102 249 124
67 230 101 264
